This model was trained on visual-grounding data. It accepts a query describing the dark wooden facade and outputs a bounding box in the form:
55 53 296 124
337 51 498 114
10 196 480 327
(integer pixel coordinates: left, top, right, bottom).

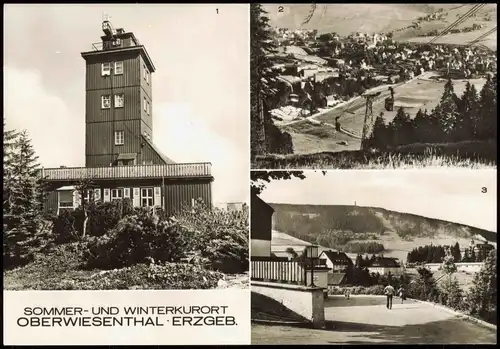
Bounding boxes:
250 194 274 242
82 31 157 168
44 177 212 218
41 21 214 218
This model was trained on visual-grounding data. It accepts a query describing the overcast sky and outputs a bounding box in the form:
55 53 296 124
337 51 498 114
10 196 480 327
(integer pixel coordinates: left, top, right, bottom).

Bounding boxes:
4 4 249 205
258 170 497 232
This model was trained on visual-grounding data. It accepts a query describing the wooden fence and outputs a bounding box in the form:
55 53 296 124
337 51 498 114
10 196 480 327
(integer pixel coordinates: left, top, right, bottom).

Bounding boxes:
251 260 307 286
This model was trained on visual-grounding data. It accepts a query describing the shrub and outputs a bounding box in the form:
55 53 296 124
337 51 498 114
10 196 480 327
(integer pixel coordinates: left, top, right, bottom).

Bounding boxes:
176 201 249 274
366 284 385 295
31 242 86 272
464 250 497 324
82 209 192 269
52 200 131 243
52 210 78 243
327 284 385 295
438 277 463 310
81 201 124 237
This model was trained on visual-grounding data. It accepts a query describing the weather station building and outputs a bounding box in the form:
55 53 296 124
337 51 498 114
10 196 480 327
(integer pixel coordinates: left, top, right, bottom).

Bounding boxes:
42 18 213 216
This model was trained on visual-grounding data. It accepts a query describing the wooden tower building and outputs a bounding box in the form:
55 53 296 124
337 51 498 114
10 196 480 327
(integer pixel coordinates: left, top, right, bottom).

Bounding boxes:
42 18 213 216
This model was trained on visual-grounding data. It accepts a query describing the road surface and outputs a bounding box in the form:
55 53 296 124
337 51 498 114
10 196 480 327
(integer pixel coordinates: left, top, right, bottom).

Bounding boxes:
252 296 496 344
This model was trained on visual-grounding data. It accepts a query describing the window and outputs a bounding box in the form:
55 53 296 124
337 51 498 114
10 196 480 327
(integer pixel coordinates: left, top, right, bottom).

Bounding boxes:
146 70 150 84
83 190 93 202
146 100 150 114
114 130 124 145
111 188 123 201
114 61 124 75
101 62 111 76
143 65 147 80
114 93 124 108
143 97 147 112
101 95 111 109
141 188 154 207
58 190 73 208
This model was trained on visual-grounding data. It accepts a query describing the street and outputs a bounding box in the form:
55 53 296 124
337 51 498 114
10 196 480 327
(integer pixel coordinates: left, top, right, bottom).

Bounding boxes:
252 296 497 344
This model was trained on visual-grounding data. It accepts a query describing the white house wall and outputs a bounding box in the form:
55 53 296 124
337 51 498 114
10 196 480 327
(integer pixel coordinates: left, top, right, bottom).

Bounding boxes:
251 239 271 258
368 267 403 275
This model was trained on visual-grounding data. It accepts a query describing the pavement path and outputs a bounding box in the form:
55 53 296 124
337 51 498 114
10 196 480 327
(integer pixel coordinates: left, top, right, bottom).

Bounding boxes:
252 295 497 344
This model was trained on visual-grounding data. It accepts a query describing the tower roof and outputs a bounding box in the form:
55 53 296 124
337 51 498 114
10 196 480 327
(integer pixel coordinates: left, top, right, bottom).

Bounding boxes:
81 20 155 72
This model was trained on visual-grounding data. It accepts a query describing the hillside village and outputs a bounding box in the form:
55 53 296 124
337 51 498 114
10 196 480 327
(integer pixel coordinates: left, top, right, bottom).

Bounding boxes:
267 26 497 125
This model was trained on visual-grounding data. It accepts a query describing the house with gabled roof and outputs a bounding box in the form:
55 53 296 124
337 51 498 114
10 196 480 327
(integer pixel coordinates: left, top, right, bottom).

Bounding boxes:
367 256 403 275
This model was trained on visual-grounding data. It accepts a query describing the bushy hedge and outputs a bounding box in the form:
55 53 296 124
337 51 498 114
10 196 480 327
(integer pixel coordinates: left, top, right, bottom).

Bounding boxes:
82 208 192 269
49 198 249 275
52 200 131 242
52 210 78 243
175 200 249 274
328 285 385 295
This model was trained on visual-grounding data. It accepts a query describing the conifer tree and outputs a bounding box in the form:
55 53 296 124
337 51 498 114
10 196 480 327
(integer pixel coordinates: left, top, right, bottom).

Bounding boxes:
451 242 461 262
3 122 19 216
466 250 497 324
454 82 479 141
250 4 293 159
390 107 414 146
435 79 459 139
367 113 388 149
476 75 497 140
3 130 45 267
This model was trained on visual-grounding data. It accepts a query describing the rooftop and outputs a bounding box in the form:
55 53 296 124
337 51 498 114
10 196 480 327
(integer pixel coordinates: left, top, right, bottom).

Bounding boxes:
370 257 401 268
320 250 352 264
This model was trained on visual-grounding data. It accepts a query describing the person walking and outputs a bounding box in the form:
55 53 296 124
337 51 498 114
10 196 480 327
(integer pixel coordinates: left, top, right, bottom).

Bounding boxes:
384 283 395 309
344 288 351 300
397 286 406 304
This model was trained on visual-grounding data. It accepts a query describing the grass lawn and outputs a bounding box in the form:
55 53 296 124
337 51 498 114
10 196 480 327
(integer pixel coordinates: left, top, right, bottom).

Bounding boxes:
254 150 496 170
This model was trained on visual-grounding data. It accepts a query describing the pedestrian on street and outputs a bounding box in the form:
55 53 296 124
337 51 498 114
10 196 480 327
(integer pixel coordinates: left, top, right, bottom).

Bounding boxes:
344 288 351 300
397 286 406 304
384 283 395 309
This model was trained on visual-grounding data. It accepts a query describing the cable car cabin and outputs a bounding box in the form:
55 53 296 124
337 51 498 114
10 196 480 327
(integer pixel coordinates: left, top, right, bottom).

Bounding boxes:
385 97 394 111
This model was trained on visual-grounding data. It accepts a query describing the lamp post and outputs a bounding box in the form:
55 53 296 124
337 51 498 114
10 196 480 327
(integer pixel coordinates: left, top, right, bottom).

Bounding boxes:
306 245 319 287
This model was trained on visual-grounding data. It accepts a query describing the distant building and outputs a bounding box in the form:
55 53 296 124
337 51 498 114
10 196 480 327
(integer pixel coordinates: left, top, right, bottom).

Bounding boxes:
250 194 274 258
216 202 245 212
319 250 353 272
367 257 403 275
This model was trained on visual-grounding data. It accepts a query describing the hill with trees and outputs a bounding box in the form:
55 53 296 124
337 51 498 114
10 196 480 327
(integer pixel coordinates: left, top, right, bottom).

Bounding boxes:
269 203 496 257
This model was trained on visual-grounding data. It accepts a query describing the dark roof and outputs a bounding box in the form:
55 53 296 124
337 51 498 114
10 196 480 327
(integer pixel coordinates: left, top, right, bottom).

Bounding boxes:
251 194 274 214
369 257 401 268
321 250 353 265
141 135 176 164
328 273 346 285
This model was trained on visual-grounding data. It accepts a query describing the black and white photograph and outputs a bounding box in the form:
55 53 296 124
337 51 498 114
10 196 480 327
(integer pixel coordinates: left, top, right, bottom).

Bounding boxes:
251 4 497 169
250 170 497 344
3 4 249 291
